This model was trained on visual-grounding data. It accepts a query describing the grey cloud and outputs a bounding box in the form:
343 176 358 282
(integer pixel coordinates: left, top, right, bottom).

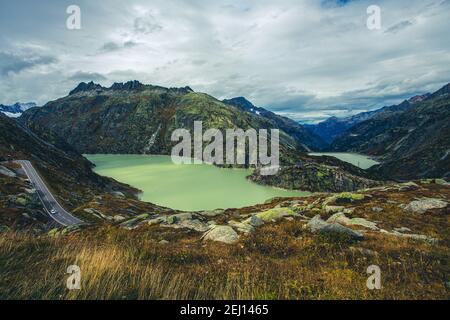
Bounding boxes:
384 20 414 34
99 42 120 52
99 41 138 53
192 59 207 66
0 0 449 120
68 71 107 82
0 51 57 76
134 14 162 34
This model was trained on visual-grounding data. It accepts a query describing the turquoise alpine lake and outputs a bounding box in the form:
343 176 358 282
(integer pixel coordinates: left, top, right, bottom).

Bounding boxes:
308 152 380 169
85 154 309 211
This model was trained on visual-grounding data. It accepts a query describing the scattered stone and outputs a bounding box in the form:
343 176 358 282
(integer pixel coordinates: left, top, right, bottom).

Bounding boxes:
228 220 254 234
323 192 365 206
200 209 224 217
135 213 150 219
202 225 239 244
306 215 364 240
166 213 196 225
327 213 378 230
324 205 345 214
167 215 177 225
393 227 411 233
0 165 16 178
380 229 438 244
403 198 447 214
306 215 330 232
255 207 296 222
119 213 150 229
243 215 264 227
397 182 420 191
113 215 126 222
164 219 211 232
147 216 167 225
174 212 195 221
372 207 384 213
159 240 169 245
111 191 125 198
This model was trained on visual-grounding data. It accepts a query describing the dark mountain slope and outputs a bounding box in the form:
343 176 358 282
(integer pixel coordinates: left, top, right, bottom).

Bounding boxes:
331 83 450 180
306 94 430 144
0 114 136 209
223 97 327 151
21 81 318 155
19 81 381 192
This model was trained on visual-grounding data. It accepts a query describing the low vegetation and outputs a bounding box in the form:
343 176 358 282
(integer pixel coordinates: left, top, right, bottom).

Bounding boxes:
0 181 448 300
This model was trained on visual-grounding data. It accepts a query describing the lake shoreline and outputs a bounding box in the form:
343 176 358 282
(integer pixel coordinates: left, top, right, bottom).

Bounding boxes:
85 154 309 212
308 152 380 170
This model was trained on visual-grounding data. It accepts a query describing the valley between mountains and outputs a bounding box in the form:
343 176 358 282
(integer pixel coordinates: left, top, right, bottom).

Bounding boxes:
0 81 449 300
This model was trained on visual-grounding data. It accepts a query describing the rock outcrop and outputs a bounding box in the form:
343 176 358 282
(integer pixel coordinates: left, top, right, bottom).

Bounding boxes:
306 215 365 240
402 198 447 214
202 226 239 244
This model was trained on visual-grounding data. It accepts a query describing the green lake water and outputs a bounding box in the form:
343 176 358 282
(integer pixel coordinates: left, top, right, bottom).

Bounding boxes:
308 152 379 169
85 154 309 211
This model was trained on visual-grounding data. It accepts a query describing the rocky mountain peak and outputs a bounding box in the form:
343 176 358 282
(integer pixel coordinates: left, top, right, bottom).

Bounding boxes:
110 80 144 91
69 81 104 95
408 93 431 104
430 82 450 99
223 97 256 111
69 80 194 96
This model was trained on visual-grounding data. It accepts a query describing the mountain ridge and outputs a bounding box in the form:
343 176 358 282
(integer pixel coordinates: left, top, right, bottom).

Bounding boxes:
330 83 450 180
222 96 328 151
305 93 432 144
19 81 381 192
21 81 325 155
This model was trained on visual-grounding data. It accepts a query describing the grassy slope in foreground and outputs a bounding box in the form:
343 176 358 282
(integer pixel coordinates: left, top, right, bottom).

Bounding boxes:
0 180 448 300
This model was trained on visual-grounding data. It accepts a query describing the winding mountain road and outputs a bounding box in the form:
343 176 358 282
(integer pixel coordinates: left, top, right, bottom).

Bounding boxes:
17 160 84 226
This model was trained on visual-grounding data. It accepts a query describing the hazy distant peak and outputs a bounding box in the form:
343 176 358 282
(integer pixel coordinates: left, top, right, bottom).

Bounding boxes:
0 102 37 117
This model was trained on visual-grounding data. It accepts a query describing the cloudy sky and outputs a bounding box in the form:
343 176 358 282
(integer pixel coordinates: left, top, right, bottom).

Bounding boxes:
0 0 449 123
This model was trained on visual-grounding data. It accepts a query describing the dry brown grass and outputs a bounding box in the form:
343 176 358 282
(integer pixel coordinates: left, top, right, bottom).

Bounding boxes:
0 218 448 300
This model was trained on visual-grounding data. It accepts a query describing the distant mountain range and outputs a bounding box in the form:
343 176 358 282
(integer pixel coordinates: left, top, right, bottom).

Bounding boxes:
0 102 37 118
13 80 449 186
17 81 381 192
222 97 327 151
305 93 431 144
330 83 450 180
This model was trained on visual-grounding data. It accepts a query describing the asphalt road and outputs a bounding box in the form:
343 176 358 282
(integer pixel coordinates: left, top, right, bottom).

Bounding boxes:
17 160 84 227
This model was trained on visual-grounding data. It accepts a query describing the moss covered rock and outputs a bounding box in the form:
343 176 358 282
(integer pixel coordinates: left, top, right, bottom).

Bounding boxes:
255 207 296 222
